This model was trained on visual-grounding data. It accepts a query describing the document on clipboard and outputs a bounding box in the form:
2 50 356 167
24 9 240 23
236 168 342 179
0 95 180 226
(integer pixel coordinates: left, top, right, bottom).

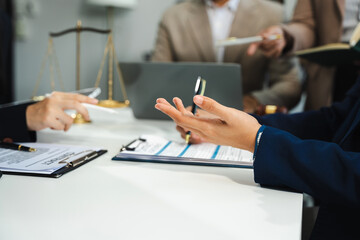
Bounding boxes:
0 143 107 178
113 135 253 168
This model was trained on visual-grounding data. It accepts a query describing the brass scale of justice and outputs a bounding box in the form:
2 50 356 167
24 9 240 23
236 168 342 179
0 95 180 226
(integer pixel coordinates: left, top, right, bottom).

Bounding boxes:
32 20 130 123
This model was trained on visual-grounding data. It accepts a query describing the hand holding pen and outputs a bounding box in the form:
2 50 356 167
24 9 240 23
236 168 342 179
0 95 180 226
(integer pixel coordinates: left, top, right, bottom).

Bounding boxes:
46 88 118 115
185 77 206 144
26 92 98 132
247 25 286 58
216 34 281 48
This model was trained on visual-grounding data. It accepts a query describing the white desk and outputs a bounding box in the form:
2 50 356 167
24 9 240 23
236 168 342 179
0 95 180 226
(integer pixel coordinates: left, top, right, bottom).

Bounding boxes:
0 108 303 240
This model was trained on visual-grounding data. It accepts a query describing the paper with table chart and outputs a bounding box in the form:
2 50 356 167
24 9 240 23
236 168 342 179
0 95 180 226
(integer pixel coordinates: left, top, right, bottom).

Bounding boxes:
0 143 106 177
113 135 254 168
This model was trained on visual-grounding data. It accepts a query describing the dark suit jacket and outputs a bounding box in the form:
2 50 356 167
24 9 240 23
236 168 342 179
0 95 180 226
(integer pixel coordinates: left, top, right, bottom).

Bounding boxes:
253 78 360 239
0 3 13 104
0 103 36 142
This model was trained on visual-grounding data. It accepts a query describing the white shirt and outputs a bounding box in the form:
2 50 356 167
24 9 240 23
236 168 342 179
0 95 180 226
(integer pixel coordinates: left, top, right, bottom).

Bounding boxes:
205 0 240 62
342 0 360 42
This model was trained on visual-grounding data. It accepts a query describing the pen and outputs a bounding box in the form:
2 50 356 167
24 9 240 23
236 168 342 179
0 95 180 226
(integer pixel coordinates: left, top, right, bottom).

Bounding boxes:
82 87 118 114
46 88 118 114
185 76 206 144
87 87 101 98
44 87 101 99
0 142 37 152
34 87 102 102
82 103 119 114
215 34 282 47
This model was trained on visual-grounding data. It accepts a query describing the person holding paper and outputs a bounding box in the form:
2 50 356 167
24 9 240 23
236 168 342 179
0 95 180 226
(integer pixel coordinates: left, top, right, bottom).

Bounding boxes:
155 75 360 239
0 92 98 142
247 0 360 110
151 0 302 114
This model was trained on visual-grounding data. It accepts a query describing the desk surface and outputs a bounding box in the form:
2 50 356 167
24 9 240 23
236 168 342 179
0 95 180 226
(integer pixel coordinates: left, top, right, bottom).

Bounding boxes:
0 108 303 240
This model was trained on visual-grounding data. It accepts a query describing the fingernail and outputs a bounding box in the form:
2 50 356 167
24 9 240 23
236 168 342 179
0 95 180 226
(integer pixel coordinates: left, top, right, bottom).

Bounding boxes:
194 95 203 105
157 98 165 103
91 98 99 104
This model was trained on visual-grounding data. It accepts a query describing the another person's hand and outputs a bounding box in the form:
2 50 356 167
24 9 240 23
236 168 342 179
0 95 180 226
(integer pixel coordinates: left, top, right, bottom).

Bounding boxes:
247 25 286 58
155 96 261 152
26 92 98 131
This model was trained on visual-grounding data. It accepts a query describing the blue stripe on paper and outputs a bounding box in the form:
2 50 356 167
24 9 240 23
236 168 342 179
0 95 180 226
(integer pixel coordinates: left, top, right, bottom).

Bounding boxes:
155 141 172 155
211 145 221 159
178 144 191 157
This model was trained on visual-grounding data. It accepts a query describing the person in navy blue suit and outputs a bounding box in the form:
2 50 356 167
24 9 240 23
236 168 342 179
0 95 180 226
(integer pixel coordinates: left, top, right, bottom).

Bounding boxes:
155 78 360 239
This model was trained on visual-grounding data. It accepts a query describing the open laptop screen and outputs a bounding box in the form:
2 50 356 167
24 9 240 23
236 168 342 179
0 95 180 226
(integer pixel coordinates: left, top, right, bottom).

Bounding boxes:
120 62 242 120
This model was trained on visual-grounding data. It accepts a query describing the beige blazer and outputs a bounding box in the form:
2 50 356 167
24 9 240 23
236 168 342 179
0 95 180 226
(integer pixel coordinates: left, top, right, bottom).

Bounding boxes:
282 0 345 110
152 0 302 109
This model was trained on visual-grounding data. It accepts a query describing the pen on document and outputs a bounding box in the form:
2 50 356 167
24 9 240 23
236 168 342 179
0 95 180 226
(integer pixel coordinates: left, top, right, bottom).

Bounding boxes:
0 142 36 152
185 77 206 144
215 34 282 48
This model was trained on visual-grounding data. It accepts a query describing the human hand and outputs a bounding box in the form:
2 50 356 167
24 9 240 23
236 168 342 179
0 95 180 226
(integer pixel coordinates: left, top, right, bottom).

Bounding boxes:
174 103 218 144
155 96 261 152
26 92 99 131
247 25 286 58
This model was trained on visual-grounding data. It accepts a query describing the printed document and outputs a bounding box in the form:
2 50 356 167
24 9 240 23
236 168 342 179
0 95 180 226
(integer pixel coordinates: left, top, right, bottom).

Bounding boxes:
0 143 100 174
114 135 253 168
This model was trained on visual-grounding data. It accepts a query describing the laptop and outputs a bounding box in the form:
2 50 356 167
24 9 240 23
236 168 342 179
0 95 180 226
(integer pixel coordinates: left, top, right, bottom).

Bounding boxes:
119 62 242 120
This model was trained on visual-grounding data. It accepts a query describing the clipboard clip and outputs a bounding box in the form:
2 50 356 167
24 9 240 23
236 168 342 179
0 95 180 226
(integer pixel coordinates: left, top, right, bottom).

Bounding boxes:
59 150 98 167
121 138 146 152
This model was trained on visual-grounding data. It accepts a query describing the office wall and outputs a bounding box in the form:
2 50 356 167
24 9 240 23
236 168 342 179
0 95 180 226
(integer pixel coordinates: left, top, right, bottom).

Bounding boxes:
14 0 176 100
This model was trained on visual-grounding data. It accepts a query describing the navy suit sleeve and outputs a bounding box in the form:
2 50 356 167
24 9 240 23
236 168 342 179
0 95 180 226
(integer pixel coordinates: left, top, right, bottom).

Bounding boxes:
254 126 360 208
253 79 360 141
0 103 36 142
